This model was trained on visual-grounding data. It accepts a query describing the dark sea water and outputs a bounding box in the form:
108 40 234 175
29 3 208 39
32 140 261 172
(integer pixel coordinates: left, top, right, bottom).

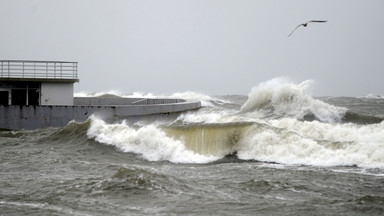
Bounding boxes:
1 79 384 215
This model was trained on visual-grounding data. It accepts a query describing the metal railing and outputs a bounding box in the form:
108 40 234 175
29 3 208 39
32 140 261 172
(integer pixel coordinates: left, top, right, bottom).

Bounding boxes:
132 98 184 105
0 60 78 80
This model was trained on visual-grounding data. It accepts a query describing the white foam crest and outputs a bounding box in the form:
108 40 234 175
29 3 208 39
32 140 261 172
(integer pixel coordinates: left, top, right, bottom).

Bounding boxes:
176 110 244 124
75 90 161 98
74 90 124 98
240 78 347 122
127 91 158 98
169 91 212 100
86 116 219 163
176 111 224 124
358 94 384 99
169 91 232 107
175 107 250 125
237 119 384 168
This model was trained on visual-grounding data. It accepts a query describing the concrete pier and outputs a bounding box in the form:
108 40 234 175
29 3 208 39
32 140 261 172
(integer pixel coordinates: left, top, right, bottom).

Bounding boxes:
0 97 201 130
0 60 200 130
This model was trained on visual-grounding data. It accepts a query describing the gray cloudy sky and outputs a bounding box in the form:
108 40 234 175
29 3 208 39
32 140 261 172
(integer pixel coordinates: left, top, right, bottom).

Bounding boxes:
1 0 383 96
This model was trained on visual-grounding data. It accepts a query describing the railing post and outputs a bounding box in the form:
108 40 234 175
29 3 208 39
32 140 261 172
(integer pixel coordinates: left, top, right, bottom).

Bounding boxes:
46 62 48 78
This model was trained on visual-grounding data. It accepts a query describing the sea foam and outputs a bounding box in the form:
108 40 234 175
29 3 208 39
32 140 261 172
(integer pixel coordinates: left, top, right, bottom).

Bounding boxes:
86 116 218 164
84 78 384 169
237 119 384 168
240 78 347 122
86 114 384 168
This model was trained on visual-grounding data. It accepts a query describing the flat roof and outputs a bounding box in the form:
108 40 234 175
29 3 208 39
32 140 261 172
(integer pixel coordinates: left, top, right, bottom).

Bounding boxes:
0 77 79 83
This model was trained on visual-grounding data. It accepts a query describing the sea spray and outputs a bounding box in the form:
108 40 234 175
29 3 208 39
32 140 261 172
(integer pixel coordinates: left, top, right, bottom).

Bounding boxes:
85 112 384 168
237 119 384 168
74 90 126 98
240 78 347 122
81 78 384 169
167 117 384 168
170 120 383 168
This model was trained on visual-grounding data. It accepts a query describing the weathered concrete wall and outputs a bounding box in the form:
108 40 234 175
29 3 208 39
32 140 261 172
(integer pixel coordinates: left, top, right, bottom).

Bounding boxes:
0 105 114 130
41 82 74 105
0 98 201 130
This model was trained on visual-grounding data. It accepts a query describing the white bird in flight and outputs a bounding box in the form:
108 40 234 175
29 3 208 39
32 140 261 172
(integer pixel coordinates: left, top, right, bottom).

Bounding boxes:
288 20 328 37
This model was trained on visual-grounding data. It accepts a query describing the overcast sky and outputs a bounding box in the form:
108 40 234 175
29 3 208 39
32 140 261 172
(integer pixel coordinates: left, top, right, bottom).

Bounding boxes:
1 0 383 96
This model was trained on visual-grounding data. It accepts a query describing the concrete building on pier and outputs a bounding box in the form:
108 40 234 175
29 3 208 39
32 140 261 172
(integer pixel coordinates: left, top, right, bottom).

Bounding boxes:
0 60 200 130
0 60 78 106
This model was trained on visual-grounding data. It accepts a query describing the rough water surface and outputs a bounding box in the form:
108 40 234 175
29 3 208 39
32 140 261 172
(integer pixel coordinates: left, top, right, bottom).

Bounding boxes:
1 79 384 215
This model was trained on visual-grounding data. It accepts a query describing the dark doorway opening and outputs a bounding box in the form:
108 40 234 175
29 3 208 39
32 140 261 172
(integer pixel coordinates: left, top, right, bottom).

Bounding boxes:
28 89 40 105
0 91 8 105
11 89 27 105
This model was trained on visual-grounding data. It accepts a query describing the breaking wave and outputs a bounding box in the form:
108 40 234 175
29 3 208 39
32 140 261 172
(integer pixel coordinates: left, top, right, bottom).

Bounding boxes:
72 78 384 168
74 90 127 98
237 119 384 168
165 120 384 168
240 78 347 123
358 94 384 99
86 116 219 164
80 115 384 169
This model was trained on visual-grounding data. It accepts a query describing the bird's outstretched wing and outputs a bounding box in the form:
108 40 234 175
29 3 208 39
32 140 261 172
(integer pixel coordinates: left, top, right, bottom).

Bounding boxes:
288 24 305 37
288 20 328 37
307 20 328 23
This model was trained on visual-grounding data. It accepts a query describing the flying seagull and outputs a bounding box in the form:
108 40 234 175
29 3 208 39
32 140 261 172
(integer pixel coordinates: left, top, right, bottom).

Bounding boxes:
288 20 327 37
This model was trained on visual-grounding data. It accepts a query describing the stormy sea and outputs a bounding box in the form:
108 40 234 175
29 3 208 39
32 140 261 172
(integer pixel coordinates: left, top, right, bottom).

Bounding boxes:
1 79 384 216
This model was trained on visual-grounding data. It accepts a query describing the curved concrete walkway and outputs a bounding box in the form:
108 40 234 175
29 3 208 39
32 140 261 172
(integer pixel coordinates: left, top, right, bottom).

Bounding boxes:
0 97 201 130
